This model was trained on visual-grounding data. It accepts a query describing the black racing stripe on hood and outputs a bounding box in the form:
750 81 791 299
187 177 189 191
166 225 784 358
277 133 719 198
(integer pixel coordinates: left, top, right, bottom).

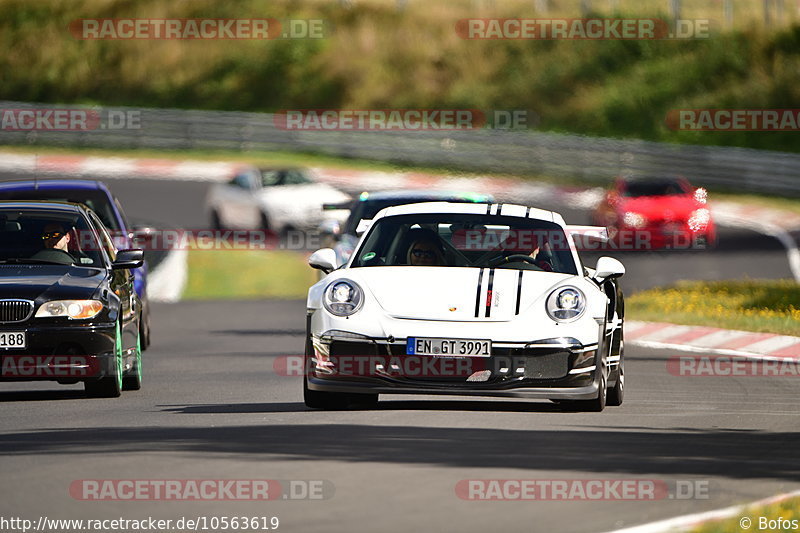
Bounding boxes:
485 268 495 318
515 270 523 315
473 268 484 318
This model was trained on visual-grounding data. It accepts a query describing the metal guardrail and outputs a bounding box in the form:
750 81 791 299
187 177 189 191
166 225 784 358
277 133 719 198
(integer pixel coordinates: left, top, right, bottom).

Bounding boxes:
1 100 798 196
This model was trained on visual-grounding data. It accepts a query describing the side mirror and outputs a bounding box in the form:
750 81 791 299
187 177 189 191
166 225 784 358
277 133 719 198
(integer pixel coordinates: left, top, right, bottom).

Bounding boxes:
112 249 144 270
308 248 338 274
593 256 625 282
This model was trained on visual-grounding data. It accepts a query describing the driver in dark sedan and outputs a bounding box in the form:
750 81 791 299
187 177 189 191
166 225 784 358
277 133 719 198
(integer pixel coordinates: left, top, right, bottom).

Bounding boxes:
32 222 75 264
41 222 71 251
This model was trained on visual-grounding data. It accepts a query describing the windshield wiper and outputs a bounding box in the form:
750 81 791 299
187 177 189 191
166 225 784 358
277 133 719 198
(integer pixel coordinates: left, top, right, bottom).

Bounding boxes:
0 258 72 266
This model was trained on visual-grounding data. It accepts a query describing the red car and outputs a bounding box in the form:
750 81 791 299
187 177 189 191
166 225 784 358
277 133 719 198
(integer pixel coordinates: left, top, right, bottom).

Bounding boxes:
592 176 715 250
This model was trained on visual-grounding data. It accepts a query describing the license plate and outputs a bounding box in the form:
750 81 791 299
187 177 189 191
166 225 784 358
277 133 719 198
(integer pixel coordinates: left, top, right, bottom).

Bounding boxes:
406 337 491 357
0 331 26 349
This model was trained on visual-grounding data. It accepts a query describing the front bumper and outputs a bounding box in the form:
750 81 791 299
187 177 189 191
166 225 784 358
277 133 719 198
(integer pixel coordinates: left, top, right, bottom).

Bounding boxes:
0 322 116 381
306 333 603 400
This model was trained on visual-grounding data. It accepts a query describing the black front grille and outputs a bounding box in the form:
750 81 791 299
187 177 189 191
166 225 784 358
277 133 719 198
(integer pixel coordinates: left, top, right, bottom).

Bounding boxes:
0 300 33 323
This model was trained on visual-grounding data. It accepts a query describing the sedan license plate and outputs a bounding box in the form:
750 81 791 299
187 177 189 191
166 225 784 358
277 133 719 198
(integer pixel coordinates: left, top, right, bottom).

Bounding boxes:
0 331 26 349
406 337 491 357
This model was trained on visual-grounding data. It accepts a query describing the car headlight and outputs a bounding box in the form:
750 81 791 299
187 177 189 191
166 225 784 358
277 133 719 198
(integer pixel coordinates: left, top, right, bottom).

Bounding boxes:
622 211 647 229
688 208 711 231
323 279 364 317
35 300 104 319
546 287 586 322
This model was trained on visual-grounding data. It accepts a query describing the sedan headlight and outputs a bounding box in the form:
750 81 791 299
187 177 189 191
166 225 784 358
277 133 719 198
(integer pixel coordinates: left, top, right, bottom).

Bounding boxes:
546 287 586 322
688 208 711 231
622 211 647 229
35 300 104 319
323 279 364 317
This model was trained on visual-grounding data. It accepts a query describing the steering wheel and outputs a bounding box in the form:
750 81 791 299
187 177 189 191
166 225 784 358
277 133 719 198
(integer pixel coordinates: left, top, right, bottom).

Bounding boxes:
488 254 538 267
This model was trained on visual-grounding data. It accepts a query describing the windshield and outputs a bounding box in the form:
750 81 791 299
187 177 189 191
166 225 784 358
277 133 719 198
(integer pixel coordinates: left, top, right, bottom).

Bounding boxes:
261 169 312 186
622 180 689 197
0 188 121 231
0 208 106 267
350 213 578 275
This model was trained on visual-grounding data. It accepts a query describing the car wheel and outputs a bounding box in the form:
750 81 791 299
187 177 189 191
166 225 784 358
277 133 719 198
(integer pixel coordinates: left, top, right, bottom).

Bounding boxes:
140 300 151 350
85 321 123 398
607 345 624 407
565 367 606 412
302 331 349 409
303 376 349 410
260 212 271 231
211 209 223 230
347 392 379 409
122 329 143 391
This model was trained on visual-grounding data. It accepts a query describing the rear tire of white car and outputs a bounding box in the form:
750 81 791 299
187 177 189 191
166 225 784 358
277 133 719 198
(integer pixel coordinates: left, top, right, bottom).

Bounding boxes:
210 210 223 231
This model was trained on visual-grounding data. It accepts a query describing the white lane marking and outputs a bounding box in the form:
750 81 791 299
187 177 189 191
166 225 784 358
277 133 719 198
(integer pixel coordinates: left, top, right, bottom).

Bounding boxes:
604 489 800 533
147 247 187 303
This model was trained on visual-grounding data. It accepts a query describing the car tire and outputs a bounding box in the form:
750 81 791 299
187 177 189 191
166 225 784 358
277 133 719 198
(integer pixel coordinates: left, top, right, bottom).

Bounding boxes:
85 321 123 398
347 392 379 409
122 329 143 391
302 330 350 410
140 300 151 350
564 367 606 412
260 212 271 231
211 209 223 231
607 341 624 407
303 376 349 410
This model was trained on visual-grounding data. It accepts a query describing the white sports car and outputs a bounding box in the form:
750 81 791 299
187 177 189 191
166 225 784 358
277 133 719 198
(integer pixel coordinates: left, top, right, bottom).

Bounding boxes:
206 166 350 234
304 202 626 411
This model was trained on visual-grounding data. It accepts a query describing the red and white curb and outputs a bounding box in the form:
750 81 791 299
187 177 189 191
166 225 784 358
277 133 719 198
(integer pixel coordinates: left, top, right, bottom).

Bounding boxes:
626 321 800 360
605 489 800 533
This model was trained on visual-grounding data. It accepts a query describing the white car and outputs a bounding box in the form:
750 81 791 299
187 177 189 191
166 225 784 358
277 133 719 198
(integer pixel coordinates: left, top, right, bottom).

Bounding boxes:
304 202 626 411
206 166 351 234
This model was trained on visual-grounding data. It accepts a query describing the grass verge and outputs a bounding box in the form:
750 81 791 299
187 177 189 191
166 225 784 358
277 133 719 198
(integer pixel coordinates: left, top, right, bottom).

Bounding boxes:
3 0 800 152
183 249 316 300
691 495 800 532
627 280 800 336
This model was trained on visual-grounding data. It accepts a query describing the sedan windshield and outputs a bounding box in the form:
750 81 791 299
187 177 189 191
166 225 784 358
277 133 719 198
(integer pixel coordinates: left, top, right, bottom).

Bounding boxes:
0 209 105 267
351 214 578 275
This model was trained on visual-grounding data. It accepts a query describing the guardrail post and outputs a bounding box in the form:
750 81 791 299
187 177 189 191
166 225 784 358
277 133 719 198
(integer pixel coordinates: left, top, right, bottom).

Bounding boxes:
723 0 734 27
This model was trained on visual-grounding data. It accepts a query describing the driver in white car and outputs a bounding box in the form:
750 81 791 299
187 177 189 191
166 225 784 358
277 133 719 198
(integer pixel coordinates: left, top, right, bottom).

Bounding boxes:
405 228 446 266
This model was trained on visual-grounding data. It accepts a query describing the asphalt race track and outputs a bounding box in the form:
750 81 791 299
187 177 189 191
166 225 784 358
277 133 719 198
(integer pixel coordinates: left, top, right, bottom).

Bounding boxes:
1 174 798 533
